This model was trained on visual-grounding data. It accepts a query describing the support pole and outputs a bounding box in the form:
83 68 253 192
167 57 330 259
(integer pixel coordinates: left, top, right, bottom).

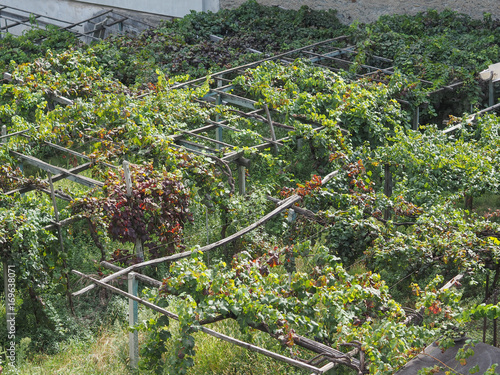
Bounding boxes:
464 195 473 212
205 208 210 266
215 76 224 150
1 125 6 143
494 291 498 347
484 273 490 343
216 93 223 150
384 164 393 221
238 164 246 196
296 137 303 151
412 106 420 130
489 79 495 108
263 104 278 154
128 272 139 369
123 160 133 196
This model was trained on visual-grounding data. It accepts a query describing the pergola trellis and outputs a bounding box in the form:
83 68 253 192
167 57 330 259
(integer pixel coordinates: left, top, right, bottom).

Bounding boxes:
0 3 159 42
1 28 499 373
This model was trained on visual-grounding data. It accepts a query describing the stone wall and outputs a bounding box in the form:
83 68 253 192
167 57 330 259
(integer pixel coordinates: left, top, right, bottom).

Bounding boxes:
219 0 500 24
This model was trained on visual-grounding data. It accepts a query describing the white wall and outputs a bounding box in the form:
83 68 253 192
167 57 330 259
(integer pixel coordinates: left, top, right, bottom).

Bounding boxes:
0 0 107 31
74 0 209 17
203 0 219 12
0 0 221 31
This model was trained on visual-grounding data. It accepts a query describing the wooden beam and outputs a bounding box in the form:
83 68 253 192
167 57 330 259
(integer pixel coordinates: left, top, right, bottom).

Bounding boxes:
43 215 83 231
443 102 500 134
10 151 103 188
0 14 40 31
0 127 34 141
5 162 93 196
101 261 162 287
222 135 291 162
169 124 219 141
263 104 278 154
267 196 325 224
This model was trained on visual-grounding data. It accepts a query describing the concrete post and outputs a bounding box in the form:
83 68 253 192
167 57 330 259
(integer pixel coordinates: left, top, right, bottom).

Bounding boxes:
412 106 420 130
489 79 495 108
128 272 139 369
238 164 246 195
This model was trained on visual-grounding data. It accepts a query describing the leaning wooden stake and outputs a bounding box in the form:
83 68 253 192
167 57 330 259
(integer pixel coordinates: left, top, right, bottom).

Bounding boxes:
263 104 278 154
384 164 393 220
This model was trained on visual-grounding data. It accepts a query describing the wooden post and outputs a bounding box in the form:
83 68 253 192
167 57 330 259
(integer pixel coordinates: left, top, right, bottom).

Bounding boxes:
216 93 223 150
484 273 489 343
412 106 420 130
384 164 393 220
205 208 210 266
123 161 143 261
464 195 473 212
128 272 139 369
123 161 133 196
215 76 224 150
489 79 495 108
263 104 278 154
494 291 498 347
296 137 303 151
238 164 246 196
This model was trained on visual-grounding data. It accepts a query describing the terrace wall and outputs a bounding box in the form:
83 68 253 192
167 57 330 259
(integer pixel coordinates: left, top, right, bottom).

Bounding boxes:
219 0 500 24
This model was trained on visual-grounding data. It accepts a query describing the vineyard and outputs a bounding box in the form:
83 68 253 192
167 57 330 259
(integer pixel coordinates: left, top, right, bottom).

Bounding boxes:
1 1 500 374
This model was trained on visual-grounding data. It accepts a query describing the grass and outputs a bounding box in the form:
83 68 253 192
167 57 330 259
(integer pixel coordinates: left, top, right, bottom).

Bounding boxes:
472 192 500 216
4 300 312 375
9 326 130 374
179 319 309 375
